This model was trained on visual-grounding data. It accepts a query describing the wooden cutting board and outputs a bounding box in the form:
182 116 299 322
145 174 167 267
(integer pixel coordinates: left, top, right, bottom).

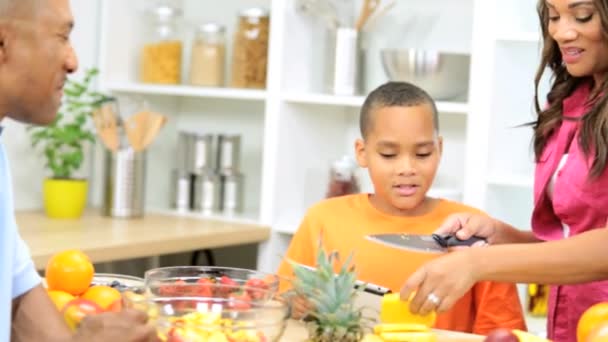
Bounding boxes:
283 320 485 341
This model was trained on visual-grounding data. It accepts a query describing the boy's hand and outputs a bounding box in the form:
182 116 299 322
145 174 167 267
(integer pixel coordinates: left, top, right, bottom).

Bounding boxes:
435 213 497 245
290 295 314 320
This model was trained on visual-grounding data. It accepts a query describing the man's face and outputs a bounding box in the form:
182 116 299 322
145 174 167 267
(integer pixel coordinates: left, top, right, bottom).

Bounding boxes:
355 104 442 216
0 0 78 125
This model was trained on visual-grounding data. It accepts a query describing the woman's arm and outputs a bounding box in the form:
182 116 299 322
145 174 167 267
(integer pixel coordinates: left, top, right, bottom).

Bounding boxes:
401 226 608 315
475 227 608 284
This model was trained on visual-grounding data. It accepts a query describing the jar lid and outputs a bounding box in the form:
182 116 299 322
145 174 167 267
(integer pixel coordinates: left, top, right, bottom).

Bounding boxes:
197 22 226 34
239 7 269 18
151 5 182 21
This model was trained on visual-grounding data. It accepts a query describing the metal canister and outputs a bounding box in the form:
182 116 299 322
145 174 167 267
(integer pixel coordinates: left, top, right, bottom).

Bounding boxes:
190 133 214 174
193 169 221 213
171 169 191 211
221 172 244 212
102 148 146 218
217 134 241 174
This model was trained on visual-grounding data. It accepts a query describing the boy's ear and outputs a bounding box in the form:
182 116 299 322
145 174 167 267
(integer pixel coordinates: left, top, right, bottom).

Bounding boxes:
355 138 368 168
437 136 443 156
0 23 8 65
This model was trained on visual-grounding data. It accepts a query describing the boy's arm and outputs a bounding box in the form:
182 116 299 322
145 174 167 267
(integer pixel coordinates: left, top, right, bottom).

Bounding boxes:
470 281 527 335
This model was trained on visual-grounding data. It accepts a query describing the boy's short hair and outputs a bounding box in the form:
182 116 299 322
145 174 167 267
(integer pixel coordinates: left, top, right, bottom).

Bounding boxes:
359 82 439 138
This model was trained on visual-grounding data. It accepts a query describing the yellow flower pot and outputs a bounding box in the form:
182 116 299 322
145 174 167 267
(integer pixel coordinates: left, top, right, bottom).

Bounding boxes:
43 179 88 219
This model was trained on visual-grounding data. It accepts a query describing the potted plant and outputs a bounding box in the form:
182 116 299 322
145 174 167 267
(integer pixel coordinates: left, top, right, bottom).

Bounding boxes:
29 68 112 219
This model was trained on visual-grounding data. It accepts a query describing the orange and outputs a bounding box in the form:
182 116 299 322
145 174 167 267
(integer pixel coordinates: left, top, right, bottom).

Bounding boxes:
578 302 608 342
81 285 122 310
45 250 94 296
46 290 75 311
588 322 608 342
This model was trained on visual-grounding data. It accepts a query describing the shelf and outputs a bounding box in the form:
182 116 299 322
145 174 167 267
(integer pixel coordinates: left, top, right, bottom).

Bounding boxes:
487 173 534 188
150 207 263 226
496 32 541 44
282 92 470 114
103 82 267 101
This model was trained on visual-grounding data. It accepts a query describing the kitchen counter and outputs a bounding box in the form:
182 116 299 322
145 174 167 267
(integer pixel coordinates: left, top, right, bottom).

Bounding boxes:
283 320 484 341
16 210 270 269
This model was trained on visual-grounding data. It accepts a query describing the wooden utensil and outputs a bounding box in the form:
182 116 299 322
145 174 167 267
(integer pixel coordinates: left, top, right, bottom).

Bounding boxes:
92 104 119 151
355 0 380 31
124 111 167 152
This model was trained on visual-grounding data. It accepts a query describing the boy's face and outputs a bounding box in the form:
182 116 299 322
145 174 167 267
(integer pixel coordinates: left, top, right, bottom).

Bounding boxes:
355 104 442 216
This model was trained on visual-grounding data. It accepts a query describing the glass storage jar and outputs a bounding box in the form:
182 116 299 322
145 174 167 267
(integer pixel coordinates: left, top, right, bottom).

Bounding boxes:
189 23 226 87
140 5 183 84
230 8 270 89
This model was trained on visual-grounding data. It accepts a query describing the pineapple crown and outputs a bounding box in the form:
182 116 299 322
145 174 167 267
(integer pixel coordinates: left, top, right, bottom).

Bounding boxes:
286 237 374 339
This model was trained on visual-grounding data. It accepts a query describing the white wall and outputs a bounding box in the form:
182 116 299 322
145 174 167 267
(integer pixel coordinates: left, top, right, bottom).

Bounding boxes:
3 0 100 209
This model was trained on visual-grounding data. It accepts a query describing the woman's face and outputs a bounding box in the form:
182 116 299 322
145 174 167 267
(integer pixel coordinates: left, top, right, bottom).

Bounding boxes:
547 0 608 84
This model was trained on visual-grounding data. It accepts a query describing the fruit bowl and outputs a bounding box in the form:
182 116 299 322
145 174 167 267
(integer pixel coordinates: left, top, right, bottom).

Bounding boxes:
144 266 280 300
91 273 145 294
131 296 289 342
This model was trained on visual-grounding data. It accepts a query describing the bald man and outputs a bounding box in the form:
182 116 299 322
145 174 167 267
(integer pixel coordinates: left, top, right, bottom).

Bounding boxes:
0 1 158 341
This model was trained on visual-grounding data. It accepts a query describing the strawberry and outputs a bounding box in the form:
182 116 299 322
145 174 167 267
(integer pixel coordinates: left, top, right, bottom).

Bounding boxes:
217 275 239 297
194 278 214 297
244 278 269 300
227 291 252 310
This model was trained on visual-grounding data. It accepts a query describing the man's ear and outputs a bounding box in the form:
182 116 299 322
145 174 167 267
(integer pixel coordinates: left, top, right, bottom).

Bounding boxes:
437 135 443 156
355 138 368 168
0 23 9 64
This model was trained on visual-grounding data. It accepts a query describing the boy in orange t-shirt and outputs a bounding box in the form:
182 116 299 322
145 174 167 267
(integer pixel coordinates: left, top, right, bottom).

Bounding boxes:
277 82 526 335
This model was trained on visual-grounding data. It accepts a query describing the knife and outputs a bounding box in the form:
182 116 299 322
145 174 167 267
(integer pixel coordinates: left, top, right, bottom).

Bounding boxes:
293 263 391 296
365 233 486 254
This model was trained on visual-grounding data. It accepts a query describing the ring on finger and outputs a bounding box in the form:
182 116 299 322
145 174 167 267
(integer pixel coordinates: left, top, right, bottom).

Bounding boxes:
427 292 441 306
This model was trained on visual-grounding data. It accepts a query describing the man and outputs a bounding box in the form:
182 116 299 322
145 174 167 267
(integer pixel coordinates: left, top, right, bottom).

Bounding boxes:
0 0 158 341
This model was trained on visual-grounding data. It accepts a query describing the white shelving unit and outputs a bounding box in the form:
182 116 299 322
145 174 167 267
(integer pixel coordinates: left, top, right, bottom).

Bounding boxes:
95 0 545 333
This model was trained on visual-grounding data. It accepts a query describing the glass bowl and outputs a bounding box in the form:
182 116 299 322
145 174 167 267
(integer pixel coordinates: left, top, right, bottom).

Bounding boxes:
91 273 145 294
144 266 280 300
130 296 289 342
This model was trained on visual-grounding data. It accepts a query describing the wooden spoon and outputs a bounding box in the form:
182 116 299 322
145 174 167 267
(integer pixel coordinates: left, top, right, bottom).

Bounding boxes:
92 104 119 151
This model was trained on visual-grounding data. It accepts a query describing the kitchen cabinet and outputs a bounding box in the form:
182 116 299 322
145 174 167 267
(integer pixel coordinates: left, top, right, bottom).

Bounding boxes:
94 0 545 334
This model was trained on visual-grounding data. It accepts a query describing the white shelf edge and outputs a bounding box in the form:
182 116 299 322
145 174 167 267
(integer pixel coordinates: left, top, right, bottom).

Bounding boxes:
150 207 263 226
487 174 534 188
103 82 267 101
496 32 541 44
281 92 469 114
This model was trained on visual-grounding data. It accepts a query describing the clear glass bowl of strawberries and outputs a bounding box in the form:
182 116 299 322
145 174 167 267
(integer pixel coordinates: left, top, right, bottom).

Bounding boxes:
143 266 280 302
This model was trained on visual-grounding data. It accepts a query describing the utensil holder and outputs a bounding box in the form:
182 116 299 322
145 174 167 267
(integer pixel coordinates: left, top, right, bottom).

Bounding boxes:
102 147 146 218
325 27 362 95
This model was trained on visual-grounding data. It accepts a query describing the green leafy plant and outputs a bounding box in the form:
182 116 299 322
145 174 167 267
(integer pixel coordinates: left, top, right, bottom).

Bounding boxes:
29 68 112 179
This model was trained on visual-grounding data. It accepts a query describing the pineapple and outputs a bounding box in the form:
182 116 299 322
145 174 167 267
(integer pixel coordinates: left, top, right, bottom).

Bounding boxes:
287 239 373 342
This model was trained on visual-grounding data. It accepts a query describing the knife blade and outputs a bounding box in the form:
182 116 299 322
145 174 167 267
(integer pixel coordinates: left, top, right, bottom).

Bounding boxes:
365 233 486 254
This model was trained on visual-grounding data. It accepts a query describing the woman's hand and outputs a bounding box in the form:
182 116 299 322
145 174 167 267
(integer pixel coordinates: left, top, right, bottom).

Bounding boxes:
400 250 479 315
435 213 500 245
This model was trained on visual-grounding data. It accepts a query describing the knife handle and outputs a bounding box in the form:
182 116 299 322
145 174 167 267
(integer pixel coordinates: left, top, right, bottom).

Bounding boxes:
432 234 487 248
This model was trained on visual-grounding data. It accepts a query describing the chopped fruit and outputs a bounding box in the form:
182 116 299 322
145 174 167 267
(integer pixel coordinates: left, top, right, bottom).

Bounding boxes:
379 331 437 342
244 278 269 300
380 293 436 327
374 323 430 334
158 312 267 342
195 278 214 297
227 291 252 310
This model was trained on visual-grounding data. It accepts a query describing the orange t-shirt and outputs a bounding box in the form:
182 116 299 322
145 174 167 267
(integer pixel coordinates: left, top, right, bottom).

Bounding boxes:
277 194 527 335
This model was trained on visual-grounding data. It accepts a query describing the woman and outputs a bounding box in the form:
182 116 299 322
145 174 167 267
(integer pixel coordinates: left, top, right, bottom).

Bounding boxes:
400 0 608 341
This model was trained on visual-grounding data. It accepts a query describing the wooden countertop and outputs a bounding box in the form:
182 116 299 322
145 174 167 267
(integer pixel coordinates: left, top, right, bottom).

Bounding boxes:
284 320 484 341
16 210 271 269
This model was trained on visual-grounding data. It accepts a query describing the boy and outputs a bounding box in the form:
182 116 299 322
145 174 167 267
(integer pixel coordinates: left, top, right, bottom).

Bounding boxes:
277 82 526 335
